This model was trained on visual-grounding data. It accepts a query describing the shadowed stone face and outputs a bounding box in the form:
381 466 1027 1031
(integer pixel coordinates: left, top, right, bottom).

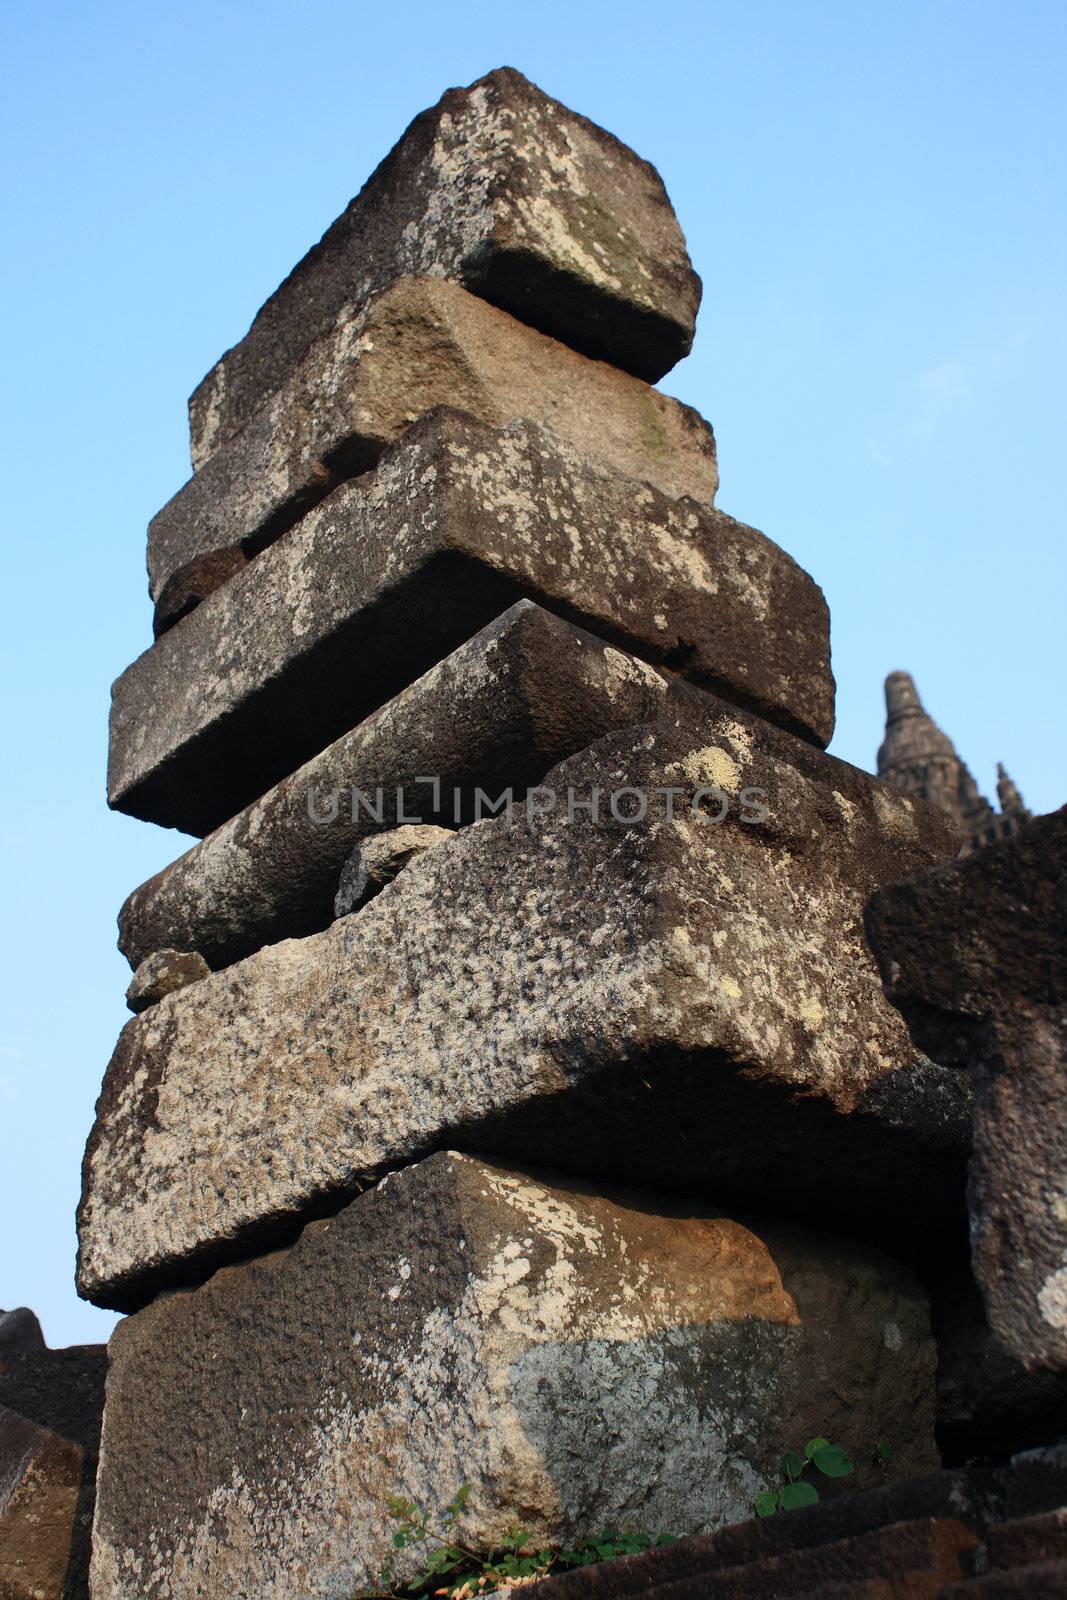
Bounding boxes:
81 716 966 1312
152 276 717 613
867 806 1067 1375
114 411 826 837
89 1153 937 1600
187 67 702 467
114 603 809 975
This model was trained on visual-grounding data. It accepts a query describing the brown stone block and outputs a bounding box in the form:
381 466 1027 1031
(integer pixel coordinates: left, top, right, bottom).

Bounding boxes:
188 67 701 466
153 275 717 609
0 1406 91 1600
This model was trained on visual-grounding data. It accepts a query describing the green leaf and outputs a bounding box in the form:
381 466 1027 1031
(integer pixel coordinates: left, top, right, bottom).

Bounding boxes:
754 1490 779 1517
811 1445 854 1479
804 1437 830 1460
780 1480 820 1510
782 1449 805 1482
875 1441 892 1462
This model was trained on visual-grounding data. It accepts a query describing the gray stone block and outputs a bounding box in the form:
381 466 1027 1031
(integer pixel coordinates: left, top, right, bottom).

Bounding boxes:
188 67 701 466
116 604 730 973
154 275 717 611
113 409 826 838
88 1152 937 1600
82 715 965 1311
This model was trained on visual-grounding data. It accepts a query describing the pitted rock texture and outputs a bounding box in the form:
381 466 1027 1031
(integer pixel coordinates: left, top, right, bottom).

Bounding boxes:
116 409 823 836
0 1345 106 1600
82 716 965 1310
0 1344 108 1460
152 546 247 636
188 67 700 467
152 276 717 610
125 949 210 1013
0 1406 89 1600
89 1152 937 1600
866 806 1067 1373
334 824 454 917
117 604 759 974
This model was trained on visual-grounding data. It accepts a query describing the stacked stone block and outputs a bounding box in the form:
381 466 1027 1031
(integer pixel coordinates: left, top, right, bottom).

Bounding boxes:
80 69 980 1598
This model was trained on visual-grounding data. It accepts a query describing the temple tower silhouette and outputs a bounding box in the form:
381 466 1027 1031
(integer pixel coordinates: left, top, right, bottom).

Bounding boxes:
877 670 1030 853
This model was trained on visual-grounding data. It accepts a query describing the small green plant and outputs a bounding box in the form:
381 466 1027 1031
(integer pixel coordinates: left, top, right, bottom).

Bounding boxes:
753 1436 854 1518
356 1485 675 1598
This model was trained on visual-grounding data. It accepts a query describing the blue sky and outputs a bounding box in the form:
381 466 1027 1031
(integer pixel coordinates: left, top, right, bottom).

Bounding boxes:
1 0 1064 1346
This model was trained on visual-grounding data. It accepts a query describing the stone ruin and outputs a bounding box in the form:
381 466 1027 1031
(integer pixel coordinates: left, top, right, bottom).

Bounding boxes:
3 66 1066 1600
876 672 1032 856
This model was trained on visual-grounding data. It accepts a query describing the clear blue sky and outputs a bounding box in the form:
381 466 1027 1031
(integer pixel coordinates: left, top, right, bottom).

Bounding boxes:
1 1 1064 1346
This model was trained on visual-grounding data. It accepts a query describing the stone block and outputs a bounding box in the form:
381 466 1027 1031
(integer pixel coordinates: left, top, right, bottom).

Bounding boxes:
189 67 701 467
114 409 825 837
116 604 750 973
0 1306 45 1354
82 715 964 1310
153 276 717 610
0 1406 89 1600
867 806 1067 1372
931 1261 1067 1463
125 950 210 1013
88 1152 937 1599
333 824 454 917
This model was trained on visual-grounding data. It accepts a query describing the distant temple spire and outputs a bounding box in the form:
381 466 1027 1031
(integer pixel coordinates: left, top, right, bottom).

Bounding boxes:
877 672 1031 855
996 762 1029 819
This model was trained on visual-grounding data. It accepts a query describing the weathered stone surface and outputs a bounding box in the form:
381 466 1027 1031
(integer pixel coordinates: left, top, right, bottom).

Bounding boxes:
942 1563 1067 1597
125 949 211 1012
83 715 964 1309
115 408 826 836
0 1406 89 1600
986 1510 1067 1572
89 1151 937 1599
538 1519 978 1600
334 824 453 917
0 1306 45 1354
931 1261 1067 1463
524 1445 1067 1599
524 1474 995 1599
866 806 1067 1373
152 276 717 611
0 1346 105 1600
152 545 247 637
0 1344 108 1458
188 68 700 468
117 604 756 974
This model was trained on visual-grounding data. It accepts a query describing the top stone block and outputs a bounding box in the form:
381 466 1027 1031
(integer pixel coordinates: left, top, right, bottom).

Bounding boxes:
188 67 701 467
